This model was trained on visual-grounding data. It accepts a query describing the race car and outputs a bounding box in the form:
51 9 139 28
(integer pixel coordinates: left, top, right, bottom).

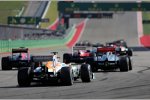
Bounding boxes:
106 39 128 47
63 46 93 64
18 52 93 87
1 47 31 70
75 40 92 47
106 39 133 57
88 46 133 72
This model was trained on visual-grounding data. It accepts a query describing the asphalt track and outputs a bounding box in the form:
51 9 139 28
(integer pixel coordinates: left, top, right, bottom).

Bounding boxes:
70 12 139 46
23 1 42 17
0 12 150 99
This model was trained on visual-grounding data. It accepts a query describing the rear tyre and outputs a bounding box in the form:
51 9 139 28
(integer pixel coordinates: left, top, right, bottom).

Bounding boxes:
60 67 74 86
63 53 72 64
80 64 92 82
91 65 98 72
86 54 98 72
1 57 12 70
18 67 32 87
119 56 129 72
127 48 133 56
128 57 132 70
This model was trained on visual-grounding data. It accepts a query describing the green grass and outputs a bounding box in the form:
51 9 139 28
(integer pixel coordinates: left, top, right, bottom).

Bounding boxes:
0 27 76 52
40 1 58 29
142 12 150 35
0 1 28 24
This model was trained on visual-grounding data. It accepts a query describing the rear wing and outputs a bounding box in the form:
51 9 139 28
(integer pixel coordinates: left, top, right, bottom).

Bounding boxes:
97 47 115 53
31 56 53 62
12 48 28 53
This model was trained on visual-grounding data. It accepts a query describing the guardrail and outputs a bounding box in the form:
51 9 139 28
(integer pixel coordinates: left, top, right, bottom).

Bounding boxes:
0 24 62 40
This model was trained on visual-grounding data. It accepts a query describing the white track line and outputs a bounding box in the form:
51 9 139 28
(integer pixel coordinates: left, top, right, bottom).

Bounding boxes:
42 1 51 19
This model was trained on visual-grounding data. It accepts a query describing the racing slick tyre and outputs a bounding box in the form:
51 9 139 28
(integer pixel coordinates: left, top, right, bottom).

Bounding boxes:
60 67 74 86
80 64 92 82
1 57 12 70
119 56 129 72
18 67 32 87
128 57 133 70
86 54 98 72
90 64 98 72
127 48 133 56
63 53 72 64
90 63 98 72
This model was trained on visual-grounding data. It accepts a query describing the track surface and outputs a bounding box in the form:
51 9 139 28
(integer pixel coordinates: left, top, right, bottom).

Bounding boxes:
0 12 150 99
23 1 42 17
70 12 139 46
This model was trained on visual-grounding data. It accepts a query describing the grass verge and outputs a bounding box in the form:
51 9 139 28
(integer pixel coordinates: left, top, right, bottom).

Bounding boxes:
0 1 28 24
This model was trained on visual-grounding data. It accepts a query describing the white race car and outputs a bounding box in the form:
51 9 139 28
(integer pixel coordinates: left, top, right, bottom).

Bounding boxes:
18 52 93 87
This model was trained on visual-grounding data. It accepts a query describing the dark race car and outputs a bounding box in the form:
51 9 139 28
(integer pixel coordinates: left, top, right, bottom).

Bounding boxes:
106 39 133 57
88 46 133 72
106 39 128 47
1 47 31 70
